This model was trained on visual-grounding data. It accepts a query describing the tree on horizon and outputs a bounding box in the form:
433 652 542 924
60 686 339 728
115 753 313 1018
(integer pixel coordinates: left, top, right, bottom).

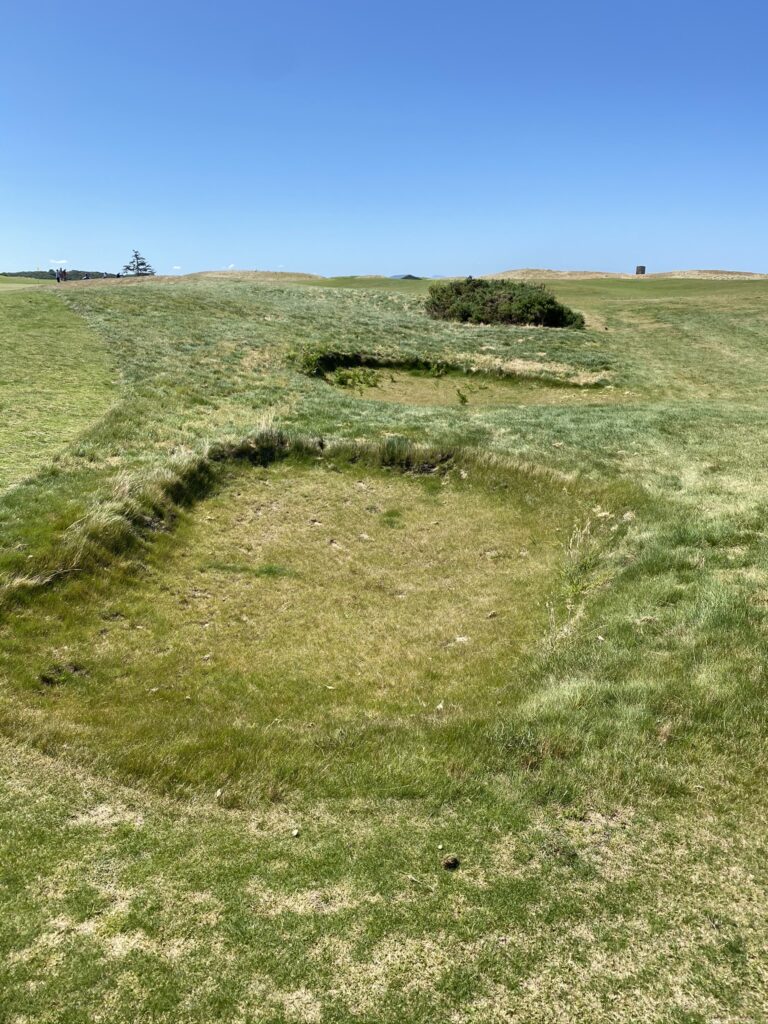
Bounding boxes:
122 250 155 276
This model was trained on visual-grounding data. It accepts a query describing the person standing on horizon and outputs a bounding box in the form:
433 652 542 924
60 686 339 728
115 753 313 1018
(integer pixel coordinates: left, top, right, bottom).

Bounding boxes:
55 269 60 283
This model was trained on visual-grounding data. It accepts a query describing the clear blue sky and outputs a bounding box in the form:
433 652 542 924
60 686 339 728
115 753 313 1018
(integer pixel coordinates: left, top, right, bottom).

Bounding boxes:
2 1 767 277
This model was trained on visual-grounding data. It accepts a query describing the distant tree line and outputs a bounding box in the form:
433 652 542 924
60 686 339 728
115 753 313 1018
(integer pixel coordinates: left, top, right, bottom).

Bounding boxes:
2 250 156 280
0 270 118 281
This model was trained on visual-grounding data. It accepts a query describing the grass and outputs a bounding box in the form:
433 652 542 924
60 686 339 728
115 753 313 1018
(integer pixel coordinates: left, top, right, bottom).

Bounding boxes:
0 274 48 287
326 366 624 406
0 456 589 805
0 289 115 491
1 274 767 1021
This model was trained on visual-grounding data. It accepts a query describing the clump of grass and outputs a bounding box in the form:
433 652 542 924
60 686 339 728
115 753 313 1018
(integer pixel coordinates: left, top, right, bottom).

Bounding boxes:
290 343 451 379
380 507 404 528
331 366 379 389
253 562 293 577
425 277 585 328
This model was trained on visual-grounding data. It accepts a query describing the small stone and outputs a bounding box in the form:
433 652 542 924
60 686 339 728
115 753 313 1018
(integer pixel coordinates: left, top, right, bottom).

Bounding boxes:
291 828 300 838
215 788 223 800
486 611 498 619
437 843 444 851
442 855 460 871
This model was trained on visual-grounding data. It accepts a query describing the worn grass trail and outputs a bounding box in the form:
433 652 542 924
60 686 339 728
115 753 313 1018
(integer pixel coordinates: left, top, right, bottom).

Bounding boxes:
1 276 767 1022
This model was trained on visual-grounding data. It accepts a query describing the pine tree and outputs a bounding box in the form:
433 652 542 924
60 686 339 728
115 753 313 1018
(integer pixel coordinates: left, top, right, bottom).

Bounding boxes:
122 250 155 276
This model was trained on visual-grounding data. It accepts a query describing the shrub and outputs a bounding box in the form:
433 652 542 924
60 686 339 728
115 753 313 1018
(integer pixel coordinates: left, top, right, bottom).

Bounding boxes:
425 278 585 328
331 367 379 389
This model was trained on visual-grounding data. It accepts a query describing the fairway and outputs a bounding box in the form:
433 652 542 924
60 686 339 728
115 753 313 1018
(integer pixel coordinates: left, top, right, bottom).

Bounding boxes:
1 275 768 1022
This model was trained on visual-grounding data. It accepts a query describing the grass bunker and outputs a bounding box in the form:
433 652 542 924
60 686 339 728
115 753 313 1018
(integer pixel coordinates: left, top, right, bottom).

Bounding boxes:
326 366 620 406
2 455 584 805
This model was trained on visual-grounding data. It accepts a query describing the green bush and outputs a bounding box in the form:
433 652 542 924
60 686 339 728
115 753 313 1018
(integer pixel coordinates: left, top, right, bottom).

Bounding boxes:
425 277 585 328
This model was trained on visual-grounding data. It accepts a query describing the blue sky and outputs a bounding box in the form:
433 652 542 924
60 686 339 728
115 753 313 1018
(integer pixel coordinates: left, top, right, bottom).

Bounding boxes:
2 1 767 276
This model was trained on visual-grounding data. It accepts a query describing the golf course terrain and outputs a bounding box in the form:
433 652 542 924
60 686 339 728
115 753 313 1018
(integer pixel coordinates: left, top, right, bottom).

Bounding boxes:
1 271 767 1022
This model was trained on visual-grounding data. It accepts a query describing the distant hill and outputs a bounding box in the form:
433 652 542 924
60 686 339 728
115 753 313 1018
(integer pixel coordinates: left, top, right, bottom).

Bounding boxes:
486 268 768 281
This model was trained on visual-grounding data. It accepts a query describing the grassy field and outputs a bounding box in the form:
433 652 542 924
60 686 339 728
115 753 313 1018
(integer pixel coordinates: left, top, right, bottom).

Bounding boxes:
0 289 115 491
1 273 767 1022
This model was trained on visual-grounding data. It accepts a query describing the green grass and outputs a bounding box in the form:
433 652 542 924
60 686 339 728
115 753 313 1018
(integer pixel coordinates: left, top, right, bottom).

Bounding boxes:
0 274 48 287
1 275 767 1021
0 289 115 491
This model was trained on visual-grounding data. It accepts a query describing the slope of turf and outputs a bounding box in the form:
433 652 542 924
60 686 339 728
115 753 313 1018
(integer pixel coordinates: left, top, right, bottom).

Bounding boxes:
1 275 767 1022
0 289 115 491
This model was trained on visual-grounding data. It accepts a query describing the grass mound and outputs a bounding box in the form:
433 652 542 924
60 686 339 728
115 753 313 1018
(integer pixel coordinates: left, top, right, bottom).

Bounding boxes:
425 277 586 328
